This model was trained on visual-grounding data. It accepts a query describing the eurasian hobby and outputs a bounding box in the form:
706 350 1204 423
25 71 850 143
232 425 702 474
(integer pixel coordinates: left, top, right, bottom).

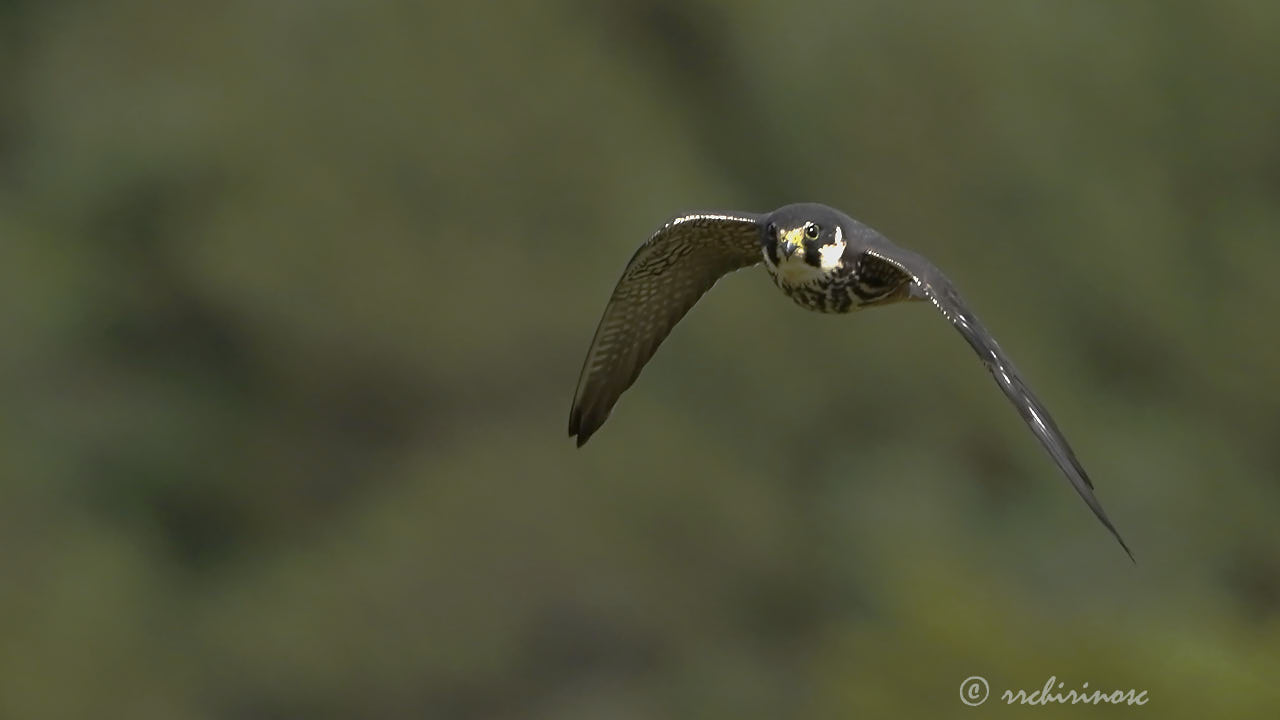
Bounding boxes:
569 203 1132 559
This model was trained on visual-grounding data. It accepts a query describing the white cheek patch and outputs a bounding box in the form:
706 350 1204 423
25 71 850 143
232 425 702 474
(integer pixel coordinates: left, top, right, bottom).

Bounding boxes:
818 226 846 271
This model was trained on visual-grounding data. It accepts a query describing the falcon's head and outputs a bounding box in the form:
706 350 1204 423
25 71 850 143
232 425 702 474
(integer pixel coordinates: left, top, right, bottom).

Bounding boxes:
761 204 849 285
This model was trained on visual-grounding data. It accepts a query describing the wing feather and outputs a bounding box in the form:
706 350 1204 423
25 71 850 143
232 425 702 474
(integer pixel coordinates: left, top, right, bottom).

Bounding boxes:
569 213 763 446
864 239 1134 561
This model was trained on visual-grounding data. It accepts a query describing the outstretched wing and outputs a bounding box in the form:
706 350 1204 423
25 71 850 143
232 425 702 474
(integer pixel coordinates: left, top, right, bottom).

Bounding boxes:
863 238 1134 560
570 213 764 446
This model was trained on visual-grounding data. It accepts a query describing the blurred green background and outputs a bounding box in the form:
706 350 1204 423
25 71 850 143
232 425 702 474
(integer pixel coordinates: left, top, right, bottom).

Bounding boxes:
2 0 1279 717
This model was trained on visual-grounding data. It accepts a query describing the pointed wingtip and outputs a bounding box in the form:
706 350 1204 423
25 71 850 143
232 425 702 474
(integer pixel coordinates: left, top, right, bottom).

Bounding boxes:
572 420 598 448
568 397 610 447
1116 533 1136 564
1071 477 1135 563
1097 509 1136 564
568 404 581 438
568 405 597 447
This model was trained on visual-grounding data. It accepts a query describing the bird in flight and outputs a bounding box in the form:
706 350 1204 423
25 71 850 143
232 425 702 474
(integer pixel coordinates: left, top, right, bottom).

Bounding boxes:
569 203 1131 559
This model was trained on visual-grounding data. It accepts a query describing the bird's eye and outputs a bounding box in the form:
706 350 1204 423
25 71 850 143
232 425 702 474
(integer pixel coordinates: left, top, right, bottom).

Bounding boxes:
804 224 820 239
767 223 778 239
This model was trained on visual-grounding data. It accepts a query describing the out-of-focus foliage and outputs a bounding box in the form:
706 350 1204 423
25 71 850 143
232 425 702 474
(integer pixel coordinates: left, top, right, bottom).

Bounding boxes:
2 0 1278 717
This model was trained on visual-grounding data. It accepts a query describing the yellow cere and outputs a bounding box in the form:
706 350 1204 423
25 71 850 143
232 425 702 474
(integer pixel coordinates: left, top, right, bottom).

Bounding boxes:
781 227 806 254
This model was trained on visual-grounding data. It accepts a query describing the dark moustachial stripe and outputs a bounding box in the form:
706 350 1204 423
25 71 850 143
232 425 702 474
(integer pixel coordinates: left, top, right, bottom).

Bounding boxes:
802 244 821 267
765 237 780 266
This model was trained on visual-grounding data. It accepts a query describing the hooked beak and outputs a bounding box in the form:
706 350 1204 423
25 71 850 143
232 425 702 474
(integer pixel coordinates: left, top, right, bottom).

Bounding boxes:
778 227 805 260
